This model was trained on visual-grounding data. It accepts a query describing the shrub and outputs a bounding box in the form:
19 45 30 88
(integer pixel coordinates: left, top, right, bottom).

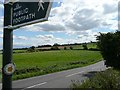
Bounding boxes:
89 48 99 51
70 46 73 50
64 47 67 50
82 44 88 50
27 48 35 52
71 69 120 89
51 46 60 50
97 31 120 69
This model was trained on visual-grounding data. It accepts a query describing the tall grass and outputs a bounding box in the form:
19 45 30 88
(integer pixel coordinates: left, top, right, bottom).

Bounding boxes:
71 69 120 89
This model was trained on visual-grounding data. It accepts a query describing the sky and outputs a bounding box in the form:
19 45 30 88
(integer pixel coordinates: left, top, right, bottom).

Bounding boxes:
0 0 119 49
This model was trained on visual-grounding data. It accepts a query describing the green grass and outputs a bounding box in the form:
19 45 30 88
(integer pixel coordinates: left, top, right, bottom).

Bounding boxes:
87 43 97 49
0 50 102 80
12 50 102 80
13 50 27 53
13 50 102 69
70 43 97 50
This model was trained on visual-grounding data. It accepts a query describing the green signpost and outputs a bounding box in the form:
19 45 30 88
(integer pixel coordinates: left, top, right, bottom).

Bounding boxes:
4 1 52 29
3 0 52 89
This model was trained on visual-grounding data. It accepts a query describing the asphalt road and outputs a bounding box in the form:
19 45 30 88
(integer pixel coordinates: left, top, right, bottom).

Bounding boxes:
1 61 107 89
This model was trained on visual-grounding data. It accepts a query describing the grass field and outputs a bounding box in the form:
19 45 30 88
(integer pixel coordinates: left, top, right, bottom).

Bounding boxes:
13 50 101 69
13 50 102 80
55 43 97 50
13 50 26 53
0 50 102 80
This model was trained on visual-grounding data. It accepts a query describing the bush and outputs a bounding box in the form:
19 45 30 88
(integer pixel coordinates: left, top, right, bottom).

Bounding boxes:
82 44 88 50
97 31 120 69
89 48 100 51
27 48 35 52
71 69 120 89
64 47 67 50
70 46 73 50
51 46 60 50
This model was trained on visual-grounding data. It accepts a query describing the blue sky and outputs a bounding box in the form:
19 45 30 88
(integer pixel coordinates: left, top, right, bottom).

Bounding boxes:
0 0 119 49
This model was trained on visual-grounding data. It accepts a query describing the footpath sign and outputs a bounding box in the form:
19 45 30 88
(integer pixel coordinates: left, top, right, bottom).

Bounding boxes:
4 0 53 29
3 0 53 89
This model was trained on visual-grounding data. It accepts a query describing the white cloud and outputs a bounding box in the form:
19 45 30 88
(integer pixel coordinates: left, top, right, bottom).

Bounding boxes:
36 34 54 39
0 0 119 48
0 33 2 37
0 17 3 32
24 0 118 33
17 36 28 40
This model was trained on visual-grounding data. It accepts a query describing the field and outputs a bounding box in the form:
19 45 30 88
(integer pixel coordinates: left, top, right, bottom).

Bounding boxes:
13 50 26 53
0 44 101 80
12 50 102 80
13 50 101 69
72 43 97 50
12 43 97 53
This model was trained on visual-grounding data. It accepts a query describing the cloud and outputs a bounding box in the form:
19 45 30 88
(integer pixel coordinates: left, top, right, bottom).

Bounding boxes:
0 0 119 48
17 36 28 40
103 4 117 14
24 0 118 33
36 34 54 39
66 8 101 31
0 34 3 38
0 17 3 32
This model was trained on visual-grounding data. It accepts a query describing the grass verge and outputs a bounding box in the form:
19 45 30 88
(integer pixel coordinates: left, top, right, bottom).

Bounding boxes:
70 68 120 89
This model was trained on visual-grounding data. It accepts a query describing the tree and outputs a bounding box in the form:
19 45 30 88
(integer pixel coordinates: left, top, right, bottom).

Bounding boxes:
53 43 60 46
30 46 35 50
51 46 60 50
82 43 88 50
64 47 67 50
97 31 120 69
27 46 35 52
70 46 73 50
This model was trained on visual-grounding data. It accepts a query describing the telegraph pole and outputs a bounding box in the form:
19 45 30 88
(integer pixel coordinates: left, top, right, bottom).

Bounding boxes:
2 3 13 90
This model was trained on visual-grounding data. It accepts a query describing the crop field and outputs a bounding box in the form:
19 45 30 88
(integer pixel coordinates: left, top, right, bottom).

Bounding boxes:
13 50 101 69
13 50 102 80
0 50 102 80
53 43 97 50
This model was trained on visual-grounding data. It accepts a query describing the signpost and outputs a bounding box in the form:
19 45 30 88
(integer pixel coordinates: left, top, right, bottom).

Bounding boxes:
3 0 52 89
4 0 53 29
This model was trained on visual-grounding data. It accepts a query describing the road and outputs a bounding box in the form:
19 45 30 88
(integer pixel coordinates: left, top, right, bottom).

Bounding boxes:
1 61 107 89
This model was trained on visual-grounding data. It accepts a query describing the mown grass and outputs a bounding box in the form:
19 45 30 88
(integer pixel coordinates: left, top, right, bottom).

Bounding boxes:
12 50 102 80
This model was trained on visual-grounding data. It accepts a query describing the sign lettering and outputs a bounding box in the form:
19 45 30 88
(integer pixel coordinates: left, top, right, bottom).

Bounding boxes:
4 0 53 29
